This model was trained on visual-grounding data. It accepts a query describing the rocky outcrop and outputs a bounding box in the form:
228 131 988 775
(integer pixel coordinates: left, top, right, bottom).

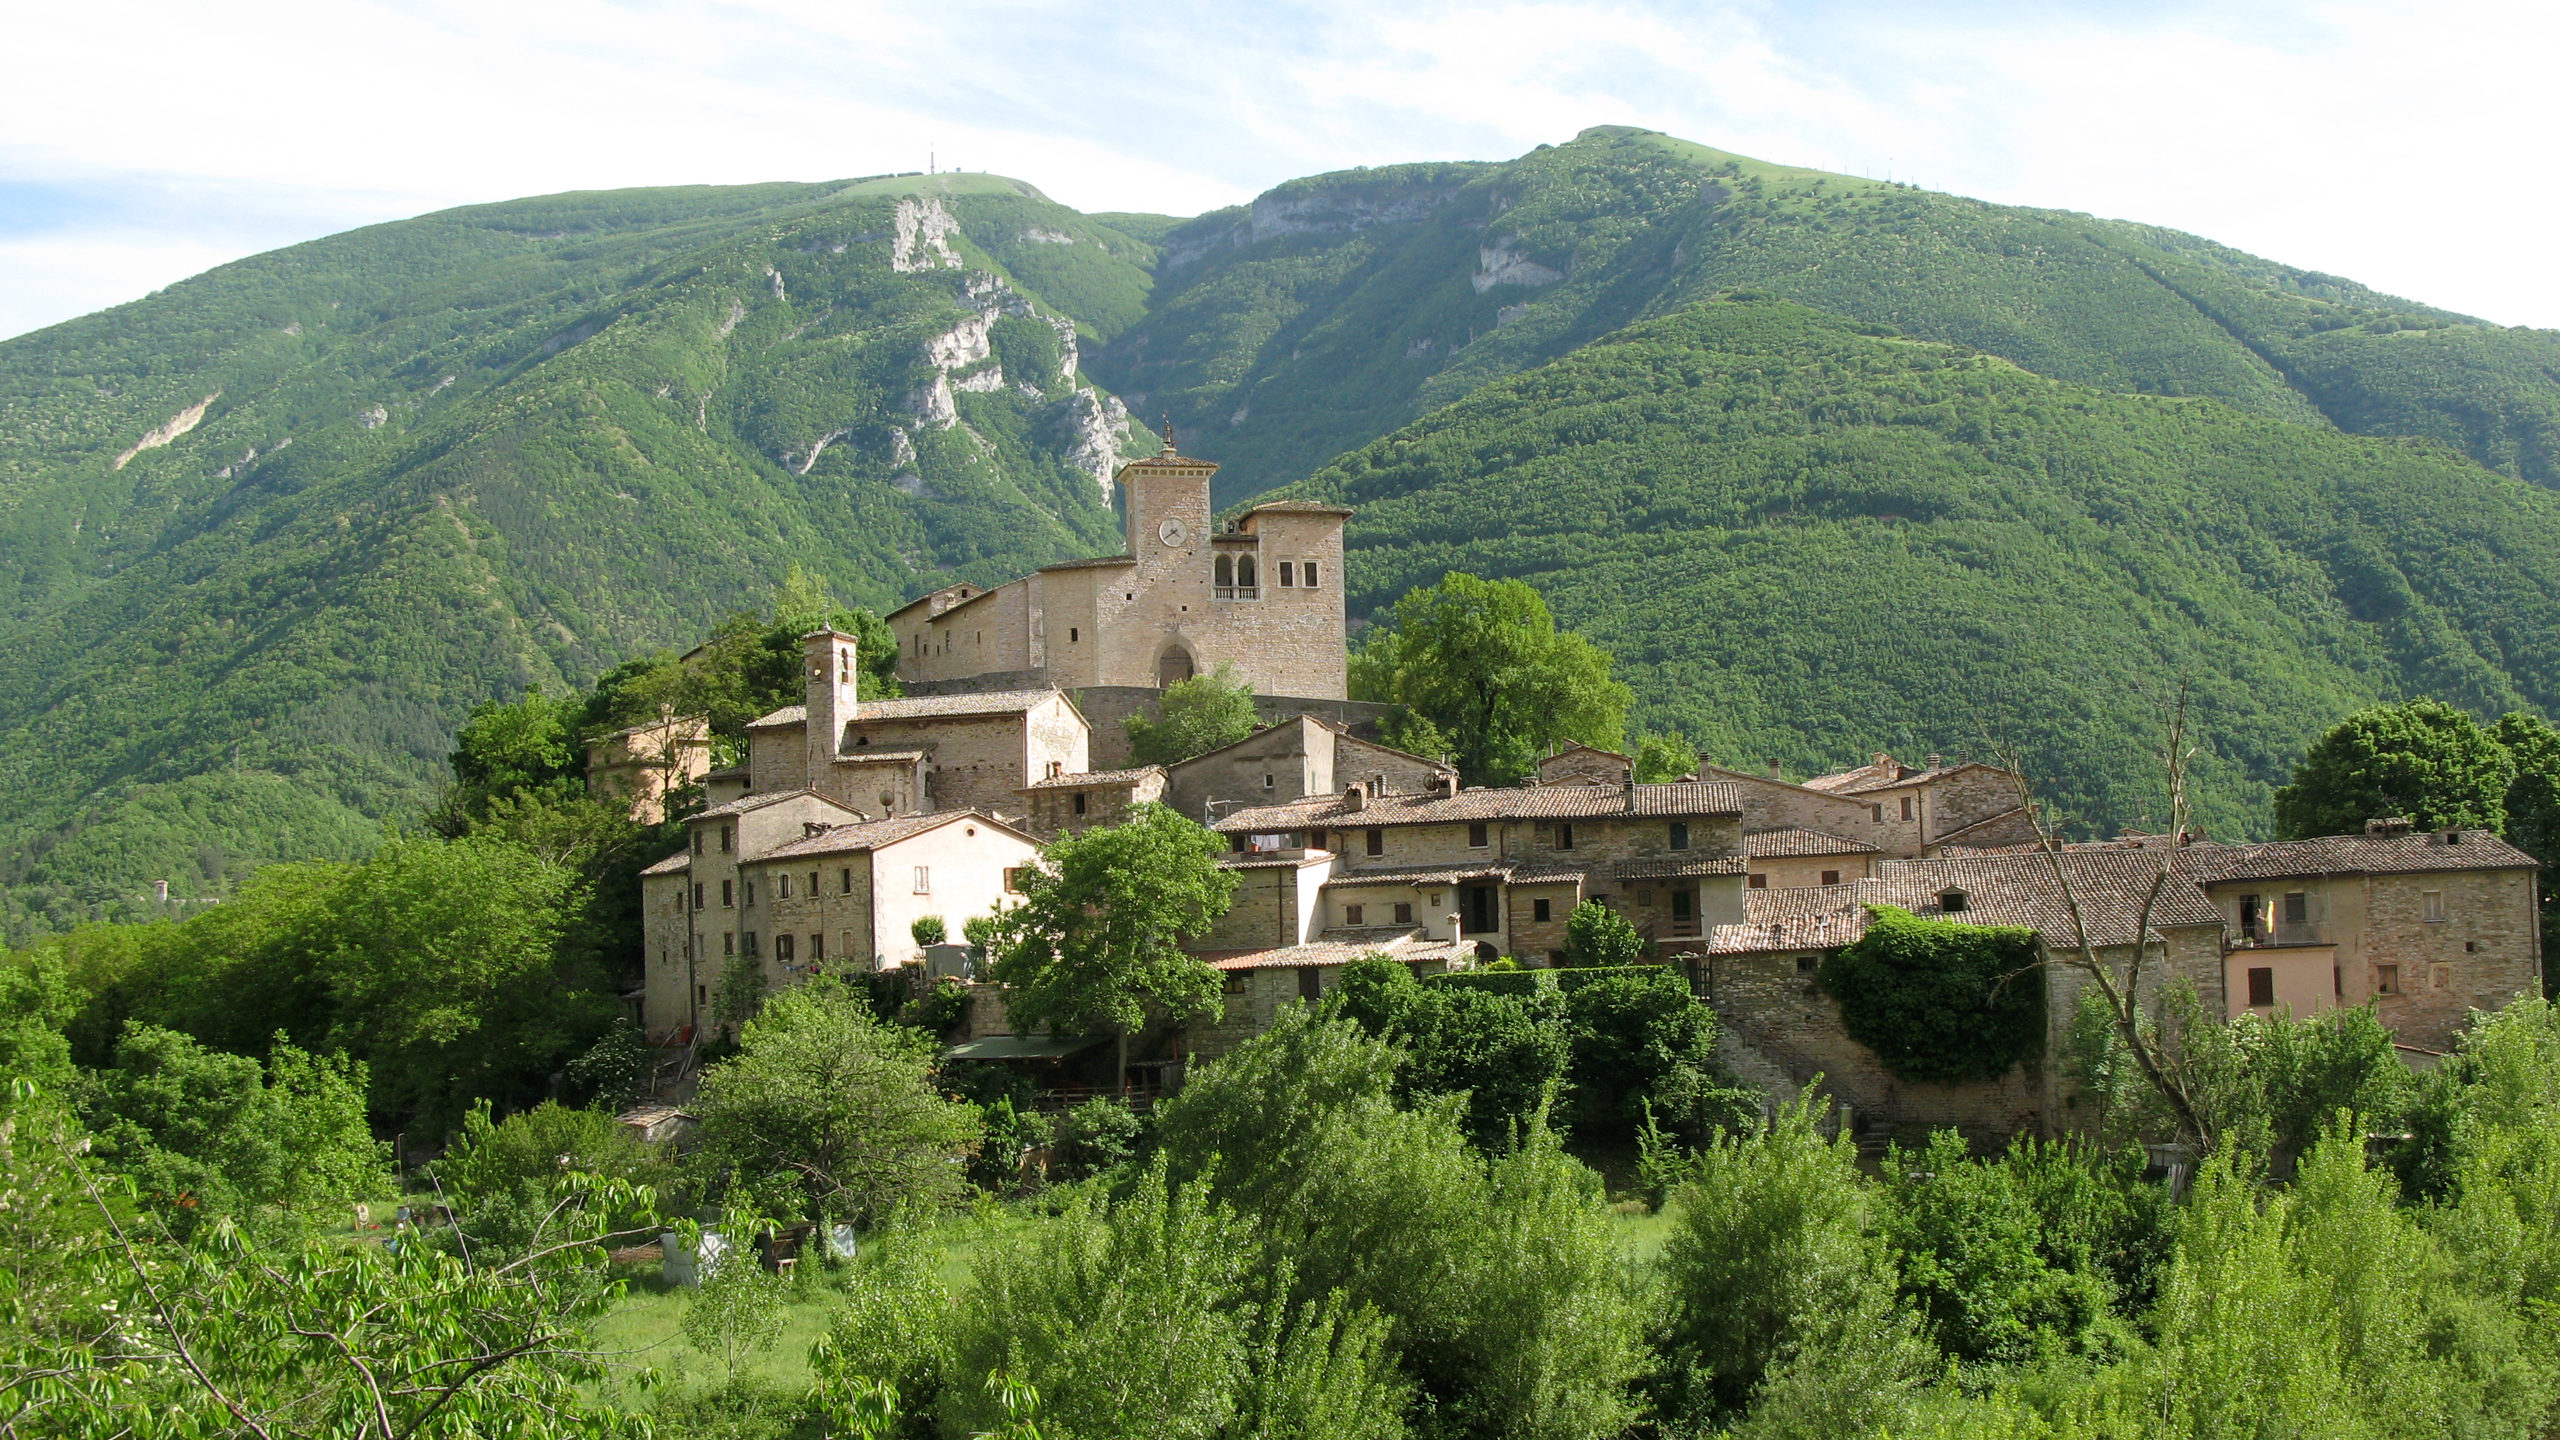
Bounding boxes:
359 405 389 430
892 198 964 272
1062 387 1131 490
1471 238 1565 293
113 392 219 471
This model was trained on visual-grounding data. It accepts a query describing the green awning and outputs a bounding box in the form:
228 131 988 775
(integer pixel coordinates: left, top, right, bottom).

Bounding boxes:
941 1035 1113 1061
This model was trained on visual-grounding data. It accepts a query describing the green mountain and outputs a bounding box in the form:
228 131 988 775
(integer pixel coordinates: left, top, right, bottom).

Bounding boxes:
1286 299 2560 838
8 125 2560 936
0 174 1165 936
1093 126 2560 503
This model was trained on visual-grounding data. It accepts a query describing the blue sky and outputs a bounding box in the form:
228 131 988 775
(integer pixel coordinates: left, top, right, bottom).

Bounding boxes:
5 0 2553 339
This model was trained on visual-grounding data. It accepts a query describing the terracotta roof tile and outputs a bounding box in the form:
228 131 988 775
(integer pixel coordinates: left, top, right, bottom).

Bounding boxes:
1746 827 1882 858
1021 766 1164 791
640 851 691 876
749 811 1029 860
1213 780 1742 833
1194 932 1467 972
748 689 1068 730
2178 830 2538 883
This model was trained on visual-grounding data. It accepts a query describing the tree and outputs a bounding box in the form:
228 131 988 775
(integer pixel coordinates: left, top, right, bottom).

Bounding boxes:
911 915 948 947
431 687 587 836
712 945 768 1036
1125 664 1261 766
2493 712 2560 991
690 979 979 1226
1561 900 1644 968
683 1243 790 1389
1320 961 1571 1154
1562 966 1752 1143
1633 731 1700 783
2273 699 2514 839
1348 573 1633 785
985 805 1238 1086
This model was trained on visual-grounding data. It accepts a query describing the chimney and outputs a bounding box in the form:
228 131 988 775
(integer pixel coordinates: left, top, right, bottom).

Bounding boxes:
1623 766 1638 811
1764 758 1782 781
1445 913 1463 942
1925 753 1943 769
1343 783 1366 812
2366 816 2415 836
1435 772 1458 799
803 628 860 784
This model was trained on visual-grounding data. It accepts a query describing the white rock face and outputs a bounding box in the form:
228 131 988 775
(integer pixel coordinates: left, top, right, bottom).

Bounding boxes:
766 266 787 301
796 426 851 475
924 309 996 372
906 373 959 430
359 405 389 430
892 199 964 272
1496 303 1532 327
717 298 745 339
1063 387 1131 490
1471 238 1565 294
953 367 1007 394
113 392 220 471
1020 227 1075 245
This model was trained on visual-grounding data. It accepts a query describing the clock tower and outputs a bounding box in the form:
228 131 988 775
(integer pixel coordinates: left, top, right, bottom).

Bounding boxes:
1119 431 1216 563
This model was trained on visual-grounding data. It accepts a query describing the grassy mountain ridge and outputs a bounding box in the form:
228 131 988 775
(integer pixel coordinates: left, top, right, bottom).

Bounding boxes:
1090 126 2560 502
0 175 1164 936
1286 299 2560 839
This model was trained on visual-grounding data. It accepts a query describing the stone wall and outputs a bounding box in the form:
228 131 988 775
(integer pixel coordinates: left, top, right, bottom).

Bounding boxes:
1203 856 1332 950
1701 766 1897 850
1748 853 1877 891
1164 716 1333 822
1021 769 1166 835
641 868 694 1036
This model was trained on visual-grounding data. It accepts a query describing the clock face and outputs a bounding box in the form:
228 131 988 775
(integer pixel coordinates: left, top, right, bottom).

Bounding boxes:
1157 517 1190 548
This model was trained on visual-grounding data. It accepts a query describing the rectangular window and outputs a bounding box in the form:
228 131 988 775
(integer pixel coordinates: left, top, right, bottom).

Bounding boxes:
1821 869 1841 887
721 880 734 908
1748 874 1769 889
1533 897 1554 923
2284 892 2309 925
1264 773 1276 790
913 866 931 894
692 831 703 855
1871 803 1883 822
1638 888 1654 908
1070 627 1079 642
2422 889 2446 922
1556 823 1575 851
779 874 791 899
1797 955 1819 975
723 932 734 955
698 984 708 1005
1344 903 1365 926
2433 963 2453 991
776 933 796 963
840 867 853 894
1900 796 1913 821
1393 902 1414 925
2247 966 2276 1008
808 871 818 899
1004 867 1027 893
2375 964 2402 996
1298 965 1322 999
1279 561 1296 587
1365 828 1384 857
743 881 755 907
1669 821 1689 850
693 883 705 909
744 932 759 957
1303 562 1321 588
1468 823 1489 849
1073 792 1088 816
720 826 733 853
810 933 824 961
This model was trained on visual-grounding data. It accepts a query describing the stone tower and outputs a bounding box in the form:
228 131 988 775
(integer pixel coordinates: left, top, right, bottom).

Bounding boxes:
802 628 861 784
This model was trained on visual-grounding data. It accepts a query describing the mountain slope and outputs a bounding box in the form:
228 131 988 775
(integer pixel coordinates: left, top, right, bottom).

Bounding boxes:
1285 299 2560 838
1092 126 2560 502
0 175 1161 935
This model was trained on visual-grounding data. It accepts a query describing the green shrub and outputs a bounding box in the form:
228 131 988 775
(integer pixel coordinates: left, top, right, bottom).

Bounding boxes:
1562 901 1644 968
1822 905 2043 1083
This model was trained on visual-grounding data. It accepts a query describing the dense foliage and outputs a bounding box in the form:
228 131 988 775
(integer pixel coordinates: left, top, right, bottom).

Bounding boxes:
1349 572 1632 785
1123 663 1260 766
2273 698 2517 836
1824 905 2045 1084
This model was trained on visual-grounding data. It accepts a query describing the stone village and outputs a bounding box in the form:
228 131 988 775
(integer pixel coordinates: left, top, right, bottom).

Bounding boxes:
600 443 2546 1140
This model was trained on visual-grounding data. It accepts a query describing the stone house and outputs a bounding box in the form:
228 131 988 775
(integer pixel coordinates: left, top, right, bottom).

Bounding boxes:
1800 753 2040 855
1161 713 1455 823
1185 933 1469 1064
2178 823 2542 1052
640 788 864 1038
1745 828 1884 890
1016 764 1167 836
1211 778 1750 963
587 716 713 825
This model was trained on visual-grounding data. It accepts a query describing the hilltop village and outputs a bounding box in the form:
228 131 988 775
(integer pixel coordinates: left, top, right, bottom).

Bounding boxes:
604 444 2545 1138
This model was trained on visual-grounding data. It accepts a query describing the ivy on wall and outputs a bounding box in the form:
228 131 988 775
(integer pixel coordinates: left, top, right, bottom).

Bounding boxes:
1821 904 2044 1083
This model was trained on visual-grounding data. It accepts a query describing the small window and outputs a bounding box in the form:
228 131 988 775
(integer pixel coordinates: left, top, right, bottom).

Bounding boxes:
779 874 792 899
2421 889 2445 922
721 826 734 853
840 867 853 894
692 831 703 855
1870 803 1883 822
744 932 759 957
1468 823 1489 849
1669 821 1689 850
2247 966 2276 1008
698 984 708 1004
1748 873 1768 889
777 933 796 963
1344 903 1365 926
1265 773 1276 790
743 881 755 907
1070 627 1078 642
1279 561 1296 587
1556 823 1575 851
810 932 825 961
1940 889 1967 913
1073 792 1088 817
1900 796 1913 822
1298 965 1322 999
1533 898 1551 922
1215 554 1234 589
1797 955 1819 975
1004 867 1025 893
693 883 705 909
1393 902 1414 925
2374 964 2402 996
2283 892 2308 924
913 866 931 895
1365 828 1384 857
808 871 818 898
721 880 734 908
1638 888 1654 908
1821 869 1841 886
723 932 735 955
1303 562 1321 588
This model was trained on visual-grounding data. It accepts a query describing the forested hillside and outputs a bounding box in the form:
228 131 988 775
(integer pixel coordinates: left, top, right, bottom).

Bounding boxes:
9 125 2560 935
0 175 1160 936
1290 300 2560 839
1094 126 2560 502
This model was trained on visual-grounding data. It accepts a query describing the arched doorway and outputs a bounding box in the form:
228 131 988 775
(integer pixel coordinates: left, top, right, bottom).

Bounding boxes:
1158 647 1196 688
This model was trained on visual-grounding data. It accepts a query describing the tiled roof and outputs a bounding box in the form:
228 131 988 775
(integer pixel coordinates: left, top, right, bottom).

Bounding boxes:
1038 554 1137 572
750 811 1026 861
1607 855 1750 879
1322 861 1564 889
691 788 849 820
830 748 930 765
1021 766 1164 791
1194 932 1467 972
1746 827 1881 858
1929 806 2039 847
748 689 1066 730
1240 499 1354 517
640 851 691 876
1218 852 1333 870
2178 830 2538 883
1212 780 1743 833
1708 848 2223 955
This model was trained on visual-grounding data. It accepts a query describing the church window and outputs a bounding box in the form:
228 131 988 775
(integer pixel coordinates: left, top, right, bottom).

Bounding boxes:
1303 561 1321 588
1236 555 1258 595
1159 648 1195 687
1215 554 1235 594
1279 561 1296 587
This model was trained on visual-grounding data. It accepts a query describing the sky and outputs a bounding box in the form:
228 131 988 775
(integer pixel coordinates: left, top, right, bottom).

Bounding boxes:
4 0 2555 341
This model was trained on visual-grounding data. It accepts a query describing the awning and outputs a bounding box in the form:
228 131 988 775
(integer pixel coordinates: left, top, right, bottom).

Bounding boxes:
941 1035 1113 1062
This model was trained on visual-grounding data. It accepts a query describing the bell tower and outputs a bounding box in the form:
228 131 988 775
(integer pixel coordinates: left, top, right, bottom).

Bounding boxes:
1118 429 1217 562
802 628 860 786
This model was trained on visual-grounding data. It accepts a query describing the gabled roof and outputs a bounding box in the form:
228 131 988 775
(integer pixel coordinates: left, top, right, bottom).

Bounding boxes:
1212 780 1744 833
748 689 1072 730
1192 932 1467 972
2178 830 2538 884
640 851 691 876
1930 806 2039 848
1022 765 1165 791
749 810 1037 861
1709 848 2223 955
1805 757 2010 797
690 788 860 821
1746 827 1882 859
1239 499 1354 518
1038 554 1138 572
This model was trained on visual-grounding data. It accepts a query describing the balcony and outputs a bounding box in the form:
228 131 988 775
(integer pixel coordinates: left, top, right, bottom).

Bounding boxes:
1214 585 1259 600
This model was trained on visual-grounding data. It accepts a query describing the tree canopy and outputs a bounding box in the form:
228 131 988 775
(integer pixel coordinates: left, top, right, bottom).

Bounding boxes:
1126 663 1262 766
985 804 1238 1040
2273 699 2516 838
1349 572 1632 785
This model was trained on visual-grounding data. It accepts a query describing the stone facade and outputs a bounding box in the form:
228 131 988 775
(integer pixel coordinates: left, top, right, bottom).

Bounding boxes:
886 444 1350 702
1017 766 1167 837
1160 714 1454 824
1799 755 2037 856
641 789 865 1039
588 716 711 825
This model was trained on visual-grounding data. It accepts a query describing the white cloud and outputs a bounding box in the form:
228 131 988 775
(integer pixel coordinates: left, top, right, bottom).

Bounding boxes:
1 0 2553 338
